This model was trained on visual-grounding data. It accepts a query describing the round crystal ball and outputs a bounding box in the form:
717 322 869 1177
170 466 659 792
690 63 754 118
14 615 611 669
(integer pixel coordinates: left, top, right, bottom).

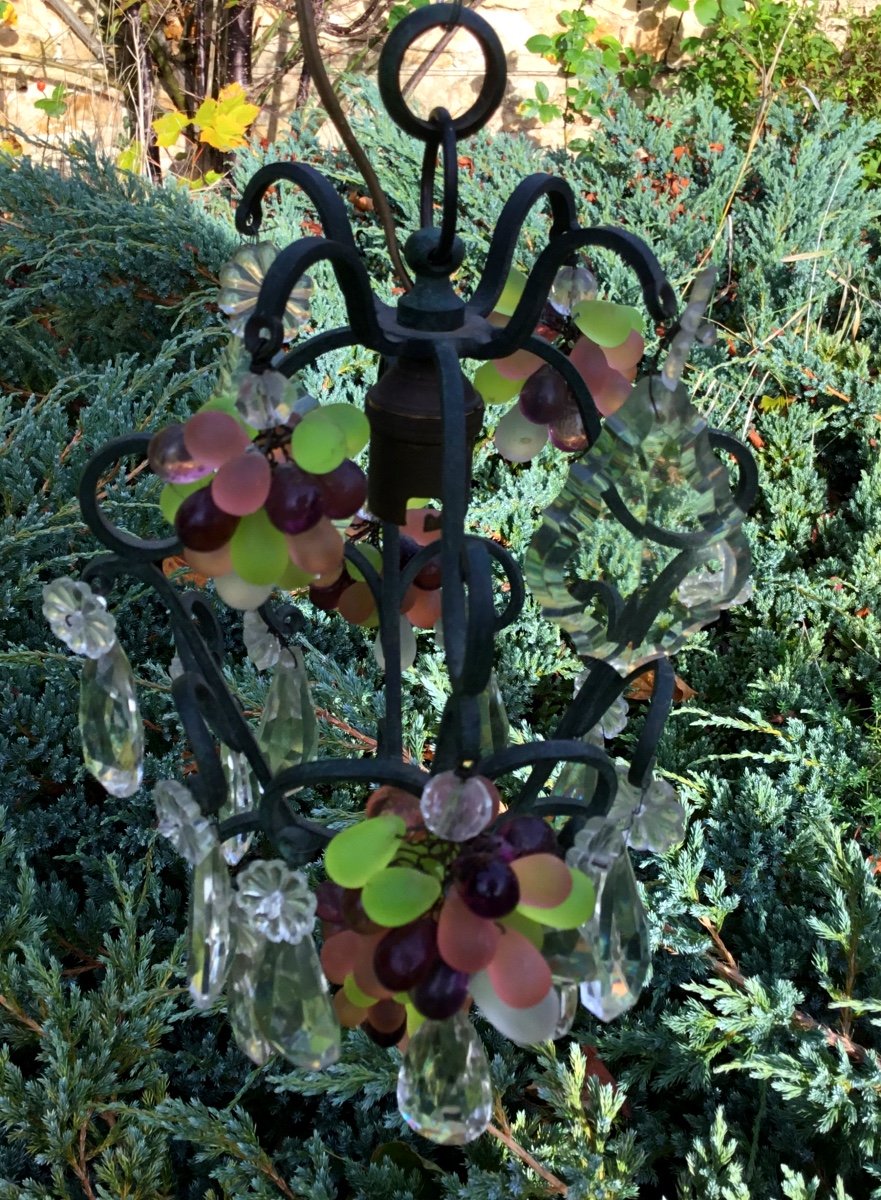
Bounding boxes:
419 771 498 842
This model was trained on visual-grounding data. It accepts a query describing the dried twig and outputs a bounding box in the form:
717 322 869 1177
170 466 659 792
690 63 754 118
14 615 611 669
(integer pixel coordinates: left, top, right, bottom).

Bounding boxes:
487 1119 568 1195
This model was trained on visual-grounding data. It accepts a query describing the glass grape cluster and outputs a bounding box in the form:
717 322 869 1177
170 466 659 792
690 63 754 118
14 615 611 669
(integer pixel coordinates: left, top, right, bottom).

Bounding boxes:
318 773 596 1049
474 264 645 464
149 372 370 611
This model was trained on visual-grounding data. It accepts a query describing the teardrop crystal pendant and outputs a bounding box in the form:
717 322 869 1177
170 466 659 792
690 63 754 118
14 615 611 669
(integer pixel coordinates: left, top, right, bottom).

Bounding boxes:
188 843 232 1009
575 838 650 1022
254 936 339 1068
79 641 144 797
226 911 273 1066
256 648 318 776
553 983 579 1038
219 745 255 867
397 1012 493 1145
476 669 509 756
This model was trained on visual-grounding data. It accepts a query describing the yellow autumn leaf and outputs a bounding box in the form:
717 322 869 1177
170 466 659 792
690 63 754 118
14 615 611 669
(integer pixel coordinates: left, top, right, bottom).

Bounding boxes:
194 83 259 152
0 134 22 157
116 139 143 173
152 109 189 149
0 1 18 27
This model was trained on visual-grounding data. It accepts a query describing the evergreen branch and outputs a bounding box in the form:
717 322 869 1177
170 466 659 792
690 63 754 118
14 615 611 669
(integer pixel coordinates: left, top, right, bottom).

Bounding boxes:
488 1103 568 1195
696 918 879 1069
70 1120 97 1200
315 707 415 763
0 994 43 1037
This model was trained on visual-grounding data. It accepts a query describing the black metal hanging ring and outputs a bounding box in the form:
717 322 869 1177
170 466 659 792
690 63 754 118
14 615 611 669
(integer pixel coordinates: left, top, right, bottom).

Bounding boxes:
419 108 459 264
79 433 181 563
378 5 507 141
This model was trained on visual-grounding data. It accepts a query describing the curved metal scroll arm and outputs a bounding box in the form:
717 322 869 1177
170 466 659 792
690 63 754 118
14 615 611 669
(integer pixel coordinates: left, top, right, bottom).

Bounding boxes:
468 174 580 315
244 237 397 365
485 226 678 360
235 162 359 248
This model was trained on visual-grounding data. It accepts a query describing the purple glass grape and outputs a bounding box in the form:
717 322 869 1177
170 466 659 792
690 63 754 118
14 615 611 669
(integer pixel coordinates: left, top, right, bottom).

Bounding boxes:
175 487 239 552
410 958 469 1020
315 880 346 924
499 815 559 859
316 459 368 520
264 463 323 534
518 365 572 426
373 919 438 992
456 855 520 918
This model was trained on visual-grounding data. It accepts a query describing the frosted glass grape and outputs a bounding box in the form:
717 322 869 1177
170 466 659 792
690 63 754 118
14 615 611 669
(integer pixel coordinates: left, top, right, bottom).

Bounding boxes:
211 451 271 516
264 463 322 534
290 412 348 474
406 587 443 629
470 971 560 1046
214 573 273 610
494 405 548 463
411 959 469 1020
495 346 544 382
319 404 370 456
286 519 344 576
457 856 519 918
183 543 233 578
510 853 573 908
175 488 240 552
499 816 558 858
373 617 418 670
473 361 522 406
487 926 552 1009
572 300 642 349
353 931 393 999
420 771 496 841
148 422 213 483
320 929 361 983
548 410 588 453
373 919 437 992
337 581 377 625
365 786 423 828
603 328 644 373
183 410 250 469
568 337 631 416
518 366 572 426
402 508 442 546
437 887 500 974
309 570 353 612
316 459 367 519
230 510 288 585
160 479 208 525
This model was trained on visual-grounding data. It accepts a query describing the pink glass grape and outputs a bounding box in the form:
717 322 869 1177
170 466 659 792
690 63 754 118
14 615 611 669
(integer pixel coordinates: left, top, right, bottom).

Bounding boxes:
211 450 271 516
183 410 250 470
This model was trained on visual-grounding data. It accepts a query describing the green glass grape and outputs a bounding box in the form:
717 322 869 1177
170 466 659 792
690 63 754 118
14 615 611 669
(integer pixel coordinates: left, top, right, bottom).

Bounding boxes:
517 868 595 929
347 543 382 582
159 478 209 525
361 867 441 927
494 268 528 317
290 411 348 474
324 814 406 888
572 300 642 349
319 403 370 456
230 509 288 585
473 362 523 406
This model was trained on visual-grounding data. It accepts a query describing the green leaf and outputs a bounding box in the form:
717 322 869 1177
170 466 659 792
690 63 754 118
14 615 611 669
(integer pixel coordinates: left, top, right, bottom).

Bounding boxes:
668 0 690 10
526 34 555 54
361 867 440 926
535 80 550 103
693 0 720 24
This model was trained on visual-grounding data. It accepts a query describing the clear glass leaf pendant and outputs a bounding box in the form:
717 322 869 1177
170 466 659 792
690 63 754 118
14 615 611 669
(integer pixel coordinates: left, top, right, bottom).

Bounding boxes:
188 843 232 1009
397 1012 493 1145
256 647 318 776
79 641 144 797
226 912 274 1066
254 937 340 1069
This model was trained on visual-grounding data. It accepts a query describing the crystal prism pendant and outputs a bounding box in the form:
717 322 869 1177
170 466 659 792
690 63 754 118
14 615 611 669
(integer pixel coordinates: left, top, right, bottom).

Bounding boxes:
242 610 281 671
254 936 339 1069
219 745 255 866
226 910 273 1065
79 641 144 797
256 648 318 776
553 983 579 1038
571 829 650 1022
188 843 232 1009
397 1012 493 1145
476 670 509 756
217 242 312 341
627 774 686 853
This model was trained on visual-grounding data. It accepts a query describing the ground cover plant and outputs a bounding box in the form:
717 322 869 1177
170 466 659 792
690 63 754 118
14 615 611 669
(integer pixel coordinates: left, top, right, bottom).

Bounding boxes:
2 73 881 1198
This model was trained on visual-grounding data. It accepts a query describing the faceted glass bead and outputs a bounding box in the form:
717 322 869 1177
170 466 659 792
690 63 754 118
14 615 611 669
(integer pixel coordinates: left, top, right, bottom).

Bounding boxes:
226 912 273 1065
550 264 598 316
254 935 340 1069
235 859 316 943
44 577 117 659
236 368 302 431
420 772 496 842
256 648 318 776
219 745 255 866
397 1012 493 1145
476 670 509 756
188 843 232 1008
154 779 218 865
79 641 144 797
242 610 281 671
574 838 650 1022
218 242 313 340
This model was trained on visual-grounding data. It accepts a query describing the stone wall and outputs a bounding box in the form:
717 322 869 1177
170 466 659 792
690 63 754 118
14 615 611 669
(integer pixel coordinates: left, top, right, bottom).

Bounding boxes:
1 0 878 156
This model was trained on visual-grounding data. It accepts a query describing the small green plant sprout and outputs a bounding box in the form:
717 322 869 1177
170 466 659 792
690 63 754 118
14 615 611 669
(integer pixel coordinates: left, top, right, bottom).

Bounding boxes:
33 83 68 120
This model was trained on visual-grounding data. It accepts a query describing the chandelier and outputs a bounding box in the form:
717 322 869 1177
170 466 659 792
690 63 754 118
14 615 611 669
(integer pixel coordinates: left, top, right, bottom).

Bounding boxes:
42 4 756 1148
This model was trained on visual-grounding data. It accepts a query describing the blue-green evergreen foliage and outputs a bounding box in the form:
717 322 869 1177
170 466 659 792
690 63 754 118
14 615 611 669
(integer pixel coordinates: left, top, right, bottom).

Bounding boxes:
1 79 881 1196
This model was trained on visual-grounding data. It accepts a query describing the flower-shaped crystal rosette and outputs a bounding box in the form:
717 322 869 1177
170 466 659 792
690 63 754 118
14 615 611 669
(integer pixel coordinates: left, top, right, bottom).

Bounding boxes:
218 242 313 341
42 577 118 659
318 777 597 1049
235 860 317 943
154 779 219 865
